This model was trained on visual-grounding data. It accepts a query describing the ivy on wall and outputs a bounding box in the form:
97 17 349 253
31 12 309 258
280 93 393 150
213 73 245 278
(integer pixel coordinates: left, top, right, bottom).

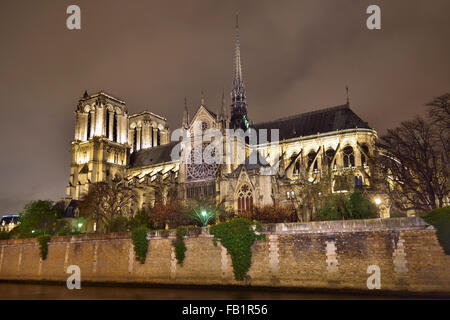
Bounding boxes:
210 218 266 281
132 226 148 264
174 226 187 265
422 206 450 254
38 235 51 260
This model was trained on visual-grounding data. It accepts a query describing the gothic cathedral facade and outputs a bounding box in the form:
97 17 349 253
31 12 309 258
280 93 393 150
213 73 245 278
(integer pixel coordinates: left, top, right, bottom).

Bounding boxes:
65 18 382 218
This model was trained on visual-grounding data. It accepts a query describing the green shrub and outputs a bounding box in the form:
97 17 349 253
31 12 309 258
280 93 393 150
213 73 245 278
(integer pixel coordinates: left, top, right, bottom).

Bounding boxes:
128 209 150 231
108 216 130 233
316 192 377 221
38 235 51 260
421 207 450 254
174 226 187 265
0 231 10 240
239 205 296 223
131 226 148 264
210 218 266 281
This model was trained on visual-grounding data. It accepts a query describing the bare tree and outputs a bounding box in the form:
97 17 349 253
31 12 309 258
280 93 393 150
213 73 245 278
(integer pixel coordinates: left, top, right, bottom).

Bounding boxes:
427 93 450 131
78 177 137 233
287 163 354 222
427 93 450 166
376 112 449 213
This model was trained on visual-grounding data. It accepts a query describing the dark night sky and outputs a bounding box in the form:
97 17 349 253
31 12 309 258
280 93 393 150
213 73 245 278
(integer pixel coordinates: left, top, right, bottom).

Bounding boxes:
0 0 449 214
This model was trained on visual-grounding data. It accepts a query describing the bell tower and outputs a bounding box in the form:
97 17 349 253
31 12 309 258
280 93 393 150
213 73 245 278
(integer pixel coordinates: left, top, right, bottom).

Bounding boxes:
66 91 130 201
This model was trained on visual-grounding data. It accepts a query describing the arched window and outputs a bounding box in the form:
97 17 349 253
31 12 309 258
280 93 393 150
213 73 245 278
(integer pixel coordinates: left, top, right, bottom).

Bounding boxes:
133 127 137 151
237 184 253 213
290 153 300 175
307 150 318 171
295 161 300 175
361 144 369 166
354 175 363 187
87 112 91 139
105 111 110 138
343 146 355 168
113 113 118 142
325 148 336 169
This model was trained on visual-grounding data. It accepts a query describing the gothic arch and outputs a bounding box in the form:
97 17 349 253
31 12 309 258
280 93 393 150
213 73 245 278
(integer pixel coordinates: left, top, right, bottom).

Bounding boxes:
325 148 336 169
343 145 355 168
236 183 254 213
307 149 318 171
360 143 370 166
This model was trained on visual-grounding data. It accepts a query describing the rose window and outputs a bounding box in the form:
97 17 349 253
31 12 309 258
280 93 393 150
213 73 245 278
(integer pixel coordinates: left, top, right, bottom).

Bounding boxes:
186 144 218 181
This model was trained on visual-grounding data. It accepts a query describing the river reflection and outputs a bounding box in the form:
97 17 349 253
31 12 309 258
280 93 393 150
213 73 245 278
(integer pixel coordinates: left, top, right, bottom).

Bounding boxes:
0 282 429 300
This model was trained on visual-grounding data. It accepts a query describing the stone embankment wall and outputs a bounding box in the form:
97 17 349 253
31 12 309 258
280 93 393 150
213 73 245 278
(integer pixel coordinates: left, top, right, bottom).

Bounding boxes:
0 217 449 294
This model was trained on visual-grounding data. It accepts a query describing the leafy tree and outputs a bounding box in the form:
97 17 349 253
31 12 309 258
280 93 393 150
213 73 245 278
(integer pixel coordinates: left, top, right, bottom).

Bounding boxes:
17 200 62 237
78 178 137 233
149 197 189 229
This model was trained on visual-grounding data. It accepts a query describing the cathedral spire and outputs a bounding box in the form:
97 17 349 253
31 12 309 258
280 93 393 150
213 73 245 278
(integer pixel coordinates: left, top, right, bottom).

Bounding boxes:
230 13 249 130
200 90 205 106
221 89 227 118
219 89 228 128
346 85 350 105
182 97 189 128
234 14 243 87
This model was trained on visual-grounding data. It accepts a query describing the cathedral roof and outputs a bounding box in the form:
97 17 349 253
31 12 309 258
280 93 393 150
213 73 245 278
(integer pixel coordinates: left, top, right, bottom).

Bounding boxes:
129 141 179 168
253 104 371 142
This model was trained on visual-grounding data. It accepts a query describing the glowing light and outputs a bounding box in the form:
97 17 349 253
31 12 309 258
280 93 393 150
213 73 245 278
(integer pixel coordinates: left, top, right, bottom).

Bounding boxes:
77 223 83 228
193 209 215 227
375 198 381 205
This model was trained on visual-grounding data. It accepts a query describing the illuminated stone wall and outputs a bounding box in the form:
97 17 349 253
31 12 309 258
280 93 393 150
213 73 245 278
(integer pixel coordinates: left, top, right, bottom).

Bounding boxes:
1 218 448 294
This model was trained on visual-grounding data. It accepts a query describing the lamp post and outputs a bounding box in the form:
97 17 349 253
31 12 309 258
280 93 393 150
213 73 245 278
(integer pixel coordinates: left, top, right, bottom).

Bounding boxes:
194 209 214 227
374 197 382 217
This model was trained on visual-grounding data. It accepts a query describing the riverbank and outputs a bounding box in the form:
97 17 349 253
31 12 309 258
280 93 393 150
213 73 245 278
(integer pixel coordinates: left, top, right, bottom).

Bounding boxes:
1 281 447 300
1 218 449 295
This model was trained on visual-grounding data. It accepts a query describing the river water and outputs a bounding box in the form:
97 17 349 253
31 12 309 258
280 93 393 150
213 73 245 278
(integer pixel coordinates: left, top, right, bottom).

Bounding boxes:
0 282 428 300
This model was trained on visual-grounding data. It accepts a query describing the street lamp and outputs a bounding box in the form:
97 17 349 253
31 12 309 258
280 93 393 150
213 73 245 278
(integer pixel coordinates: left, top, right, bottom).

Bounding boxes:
374 197 382 218
194 209 214 227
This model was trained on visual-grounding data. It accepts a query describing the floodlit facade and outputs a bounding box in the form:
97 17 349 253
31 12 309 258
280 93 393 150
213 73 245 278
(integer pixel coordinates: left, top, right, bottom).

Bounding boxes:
65 18 384 218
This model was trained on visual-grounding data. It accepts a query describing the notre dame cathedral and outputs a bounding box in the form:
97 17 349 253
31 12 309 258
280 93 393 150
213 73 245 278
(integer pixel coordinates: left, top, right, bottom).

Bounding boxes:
65 18 383 218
